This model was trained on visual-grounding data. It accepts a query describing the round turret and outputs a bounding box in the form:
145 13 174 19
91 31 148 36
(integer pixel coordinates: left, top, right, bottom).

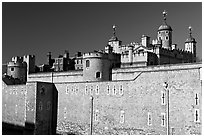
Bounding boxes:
83 52 111 81
7 61 27 82
157 10 172 49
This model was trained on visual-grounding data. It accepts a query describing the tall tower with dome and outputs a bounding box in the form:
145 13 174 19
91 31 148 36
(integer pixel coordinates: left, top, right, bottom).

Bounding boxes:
185 26 197 62
108 25 122 54
157 10 172 49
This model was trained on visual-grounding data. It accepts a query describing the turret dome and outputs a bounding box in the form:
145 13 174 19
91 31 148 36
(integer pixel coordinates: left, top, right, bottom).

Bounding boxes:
158 24 172 31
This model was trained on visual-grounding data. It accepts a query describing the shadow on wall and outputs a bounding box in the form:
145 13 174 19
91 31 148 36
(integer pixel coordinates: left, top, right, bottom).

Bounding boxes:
3 83 59 135
2 122 24 135
52 84 58 135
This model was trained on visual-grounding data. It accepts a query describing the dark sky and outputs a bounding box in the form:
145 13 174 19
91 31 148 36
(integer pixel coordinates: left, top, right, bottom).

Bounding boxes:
2 2 202 65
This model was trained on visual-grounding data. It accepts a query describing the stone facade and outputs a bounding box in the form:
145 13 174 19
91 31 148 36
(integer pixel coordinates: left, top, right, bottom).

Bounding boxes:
2 63 202 135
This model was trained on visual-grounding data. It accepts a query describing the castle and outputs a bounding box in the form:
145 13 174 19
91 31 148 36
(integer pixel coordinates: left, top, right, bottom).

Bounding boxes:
2 11 202 135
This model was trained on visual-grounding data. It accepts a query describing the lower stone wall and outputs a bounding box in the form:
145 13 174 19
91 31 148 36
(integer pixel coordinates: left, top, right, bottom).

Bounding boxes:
2 83 26 127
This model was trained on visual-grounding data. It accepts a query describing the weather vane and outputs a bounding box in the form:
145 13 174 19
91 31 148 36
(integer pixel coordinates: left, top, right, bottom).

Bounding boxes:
189 26 192 35
113 24 116 36
162 10 167 21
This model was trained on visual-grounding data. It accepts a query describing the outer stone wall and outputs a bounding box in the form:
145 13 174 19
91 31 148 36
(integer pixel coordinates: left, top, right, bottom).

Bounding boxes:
2 84 27 127
55 63 202 135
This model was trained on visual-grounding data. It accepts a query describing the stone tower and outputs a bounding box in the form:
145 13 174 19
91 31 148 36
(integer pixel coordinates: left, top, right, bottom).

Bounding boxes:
7 58 27 82
83 51 111 81
23 55 35 74
108 25 122 54
157 10 172 49
185 26 197 62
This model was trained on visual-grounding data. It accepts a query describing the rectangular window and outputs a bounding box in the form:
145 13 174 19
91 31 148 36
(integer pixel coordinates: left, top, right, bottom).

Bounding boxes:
47 101 51 111
39 101 43 111
161 113 166 127
90 86 93 95
119 85 123 95
148 112 152 126
161 91 165 105
11 67 14 71
64 107 67 119
66 86 69 94
195 93 199 105
96 85 99 95
120 110 125 124
112 85 116 95
107 85 110 95
194 109 200 122
75 86 78 95
85 85 88 95
95 110 99 122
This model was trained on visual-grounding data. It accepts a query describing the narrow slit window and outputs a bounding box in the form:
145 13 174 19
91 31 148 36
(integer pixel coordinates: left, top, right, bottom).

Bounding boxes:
161 91 165 105
39 101 43 111
119 85 123 95
85 85 88 95
66 86 69 94
120 110 125 124
107 85 110 95
47 101 51 111
90 86 93 95
148 112 152 126
64 107 67 119
113 85 116 95
95 110 99 122
161 113 166 127
195 93 198 105
96 85 99 95
194 109 200 122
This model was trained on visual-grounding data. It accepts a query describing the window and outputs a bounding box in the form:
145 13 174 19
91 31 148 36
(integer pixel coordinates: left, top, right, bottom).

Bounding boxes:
95 110 99 122
161 113 166 127
64 107 67 119
161 91 165 105
11 67 14 71
119 85 123 95
194 109 200 122
66 86 69 94
96 85 99 95
148 112 152 126
77 60 79 64
86 60 90 67
195 93 199 105
96 72 101 78
47 101 51 110
39 101 43 111
112 85 116 95
165 31 169 34
107 85 110 95
120 110 125 124
90 86 93 95
85 85 88 95
166 36 169 40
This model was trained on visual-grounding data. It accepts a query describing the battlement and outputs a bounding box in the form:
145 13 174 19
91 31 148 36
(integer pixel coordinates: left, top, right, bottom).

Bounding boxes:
7 61 27 67
12 56 23 63
83 51 109 59
23 55 35 59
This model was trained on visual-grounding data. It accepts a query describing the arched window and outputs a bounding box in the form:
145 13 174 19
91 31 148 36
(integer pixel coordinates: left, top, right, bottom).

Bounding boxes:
86 60 90 67
96 72 100 78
